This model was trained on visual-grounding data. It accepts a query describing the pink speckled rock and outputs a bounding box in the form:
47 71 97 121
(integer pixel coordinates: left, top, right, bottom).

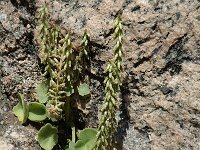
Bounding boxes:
0 0 200 149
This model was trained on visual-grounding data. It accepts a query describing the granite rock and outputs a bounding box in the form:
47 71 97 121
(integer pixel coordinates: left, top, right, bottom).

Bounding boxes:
0 0 200 149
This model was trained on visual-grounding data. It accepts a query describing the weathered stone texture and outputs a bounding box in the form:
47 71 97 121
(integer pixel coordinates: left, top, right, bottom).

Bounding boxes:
0 0 200 149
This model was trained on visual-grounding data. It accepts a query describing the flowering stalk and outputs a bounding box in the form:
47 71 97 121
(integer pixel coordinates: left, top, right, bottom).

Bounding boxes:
37 4 51 73
79 31 90 64
113 16 124 86
94 16 124 150
37 4 75 123
75 30 90 77
46 31 74 122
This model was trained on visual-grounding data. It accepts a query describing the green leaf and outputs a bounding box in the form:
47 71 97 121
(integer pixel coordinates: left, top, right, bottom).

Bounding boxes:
12 93 28 124
28 102 47 122
66 85 74 96
66 141 75 150
74 128 97 150
78 83 90 96
35 80 49 103
37 123 58 150
78 128 97 140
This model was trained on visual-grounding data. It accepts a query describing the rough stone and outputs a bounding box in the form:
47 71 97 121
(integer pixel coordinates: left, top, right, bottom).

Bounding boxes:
0 0 200 149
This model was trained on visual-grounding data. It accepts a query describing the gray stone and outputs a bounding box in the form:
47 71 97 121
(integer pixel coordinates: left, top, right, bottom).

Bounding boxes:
0 0 200 149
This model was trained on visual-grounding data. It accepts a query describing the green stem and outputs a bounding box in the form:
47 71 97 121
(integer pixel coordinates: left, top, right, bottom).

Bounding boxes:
65 96 71 126
72 126 76 143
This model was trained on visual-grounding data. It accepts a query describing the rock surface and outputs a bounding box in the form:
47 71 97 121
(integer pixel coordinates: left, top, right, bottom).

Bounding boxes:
0 0 200 150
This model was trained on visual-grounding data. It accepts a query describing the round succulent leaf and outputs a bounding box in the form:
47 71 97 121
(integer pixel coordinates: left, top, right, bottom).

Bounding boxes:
78 83 90 96
37 123 58 150
73 128 97 150
66 85 74 96
12 93 28 124
28 102 47 122
78 128 97 140
35 80 49 103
